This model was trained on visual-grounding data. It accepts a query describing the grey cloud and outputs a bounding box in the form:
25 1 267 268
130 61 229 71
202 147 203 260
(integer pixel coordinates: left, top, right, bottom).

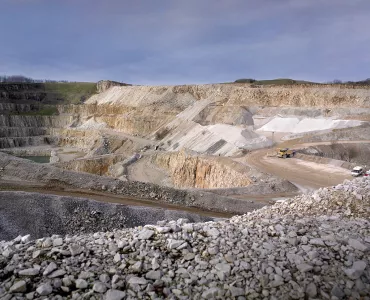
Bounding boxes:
0 0 369 84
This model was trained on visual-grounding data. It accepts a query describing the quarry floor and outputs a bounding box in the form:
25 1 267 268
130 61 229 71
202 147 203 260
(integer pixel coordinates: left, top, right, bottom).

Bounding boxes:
0 138 358 217
1 120 368 219
1 138 362 207
243 141 366 192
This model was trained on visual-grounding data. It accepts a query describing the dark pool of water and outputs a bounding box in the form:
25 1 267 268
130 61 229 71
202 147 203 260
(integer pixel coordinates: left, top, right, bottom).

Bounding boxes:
18 156 50 163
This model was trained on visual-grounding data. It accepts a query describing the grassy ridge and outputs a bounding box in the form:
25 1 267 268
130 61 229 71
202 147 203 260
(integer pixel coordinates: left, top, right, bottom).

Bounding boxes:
234 78 370 86
0 82 97 105
234 78 319 85
44 82 97 104
254 78 318 85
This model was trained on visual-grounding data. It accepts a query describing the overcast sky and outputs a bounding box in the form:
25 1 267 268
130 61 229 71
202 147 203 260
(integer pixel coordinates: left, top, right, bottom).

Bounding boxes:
0 0 369 85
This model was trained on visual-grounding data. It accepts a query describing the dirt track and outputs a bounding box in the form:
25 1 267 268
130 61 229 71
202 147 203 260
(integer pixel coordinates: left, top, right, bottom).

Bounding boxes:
0 180 232 218
245 142 358 191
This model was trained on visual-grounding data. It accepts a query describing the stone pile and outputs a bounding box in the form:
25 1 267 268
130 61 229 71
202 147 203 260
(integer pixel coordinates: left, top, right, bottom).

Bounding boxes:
0 178 369 299
0 192 213 241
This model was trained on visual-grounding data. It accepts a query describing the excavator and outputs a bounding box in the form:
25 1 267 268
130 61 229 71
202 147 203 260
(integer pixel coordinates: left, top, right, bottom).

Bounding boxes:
277 148 296 158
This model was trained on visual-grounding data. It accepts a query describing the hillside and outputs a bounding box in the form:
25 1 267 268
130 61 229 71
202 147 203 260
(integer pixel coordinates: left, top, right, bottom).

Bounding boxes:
234 78 370 86
0 82 97 105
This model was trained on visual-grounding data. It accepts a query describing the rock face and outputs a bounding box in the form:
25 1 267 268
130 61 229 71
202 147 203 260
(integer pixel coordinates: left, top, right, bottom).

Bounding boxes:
298 142 370 166
88 84 370 108
0 178 369 299
152 150 252 188
96 80 130 93
0 83 48 104
1 83 369 153
0 114 70 149
192 105 254 126
57 153 128 176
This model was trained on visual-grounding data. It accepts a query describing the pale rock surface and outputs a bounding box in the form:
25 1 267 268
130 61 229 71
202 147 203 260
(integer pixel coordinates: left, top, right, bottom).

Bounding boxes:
0 177 369 299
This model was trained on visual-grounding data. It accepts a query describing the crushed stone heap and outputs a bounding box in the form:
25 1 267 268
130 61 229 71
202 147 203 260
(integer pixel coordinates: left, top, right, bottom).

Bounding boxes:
0 178 369 299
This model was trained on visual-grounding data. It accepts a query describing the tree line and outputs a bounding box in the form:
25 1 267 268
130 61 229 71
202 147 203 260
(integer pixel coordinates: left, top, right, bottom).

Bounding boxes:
234 78 370 85
327 78 370 85
0 75 70 83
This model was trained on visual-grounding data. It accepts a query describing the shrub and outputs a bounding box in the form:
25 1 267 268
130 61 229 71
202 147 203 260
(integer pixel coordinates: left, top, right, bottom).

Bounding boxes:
234 78 256 83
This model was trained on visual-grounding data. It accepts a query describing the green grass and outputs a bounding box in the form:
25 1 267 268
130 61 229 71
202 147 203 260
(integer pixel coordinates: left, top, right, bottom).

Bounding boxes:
233 78 319 85
44 82 97 104
253 78 318 85
0 81 98 105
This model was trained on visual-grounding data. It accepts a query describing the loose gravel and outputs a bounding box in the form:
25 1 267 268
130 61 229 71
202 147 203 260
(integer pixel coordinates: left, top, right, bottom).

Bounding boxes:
0 192 213 241
0 177 369 299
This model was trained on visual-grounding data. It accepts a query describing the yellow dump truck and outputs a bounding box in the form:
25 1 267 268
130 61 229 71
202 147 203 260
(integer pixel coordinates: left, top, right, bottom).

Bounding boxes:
277 148 296 158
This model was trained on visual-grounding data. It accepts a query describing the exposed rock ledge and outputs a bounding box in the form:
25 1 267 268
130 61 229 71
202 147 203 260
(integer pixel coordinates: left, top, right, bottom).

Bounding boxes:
97 80 131 93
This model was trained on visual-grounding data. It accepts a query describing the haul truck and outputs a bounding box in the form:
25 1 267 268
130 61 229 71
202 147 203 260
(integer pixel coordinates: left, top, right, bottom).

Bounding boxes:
277 148 296 158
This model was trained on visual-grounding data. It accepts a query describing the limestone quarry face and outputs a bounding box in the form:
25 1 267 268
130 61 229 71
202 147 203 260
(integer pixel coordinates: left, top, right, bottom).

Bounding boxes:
1 81 370 192
152 150 252 189
86 84 370 108
1 81 370 298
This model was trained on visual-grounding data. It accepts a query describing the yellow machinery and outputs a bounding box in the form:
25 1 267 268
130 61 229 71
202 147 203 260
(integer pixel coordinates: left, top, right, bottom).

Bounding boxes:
277 148 295 158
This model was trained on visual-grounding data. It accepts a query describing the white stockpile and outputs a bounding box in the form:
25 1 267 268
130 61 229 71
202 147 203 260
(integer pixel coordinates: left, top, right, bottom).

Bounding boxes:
160 118 236 156
153 100 272 156
1 178 369 299
207 124 271 149
258 117 364 133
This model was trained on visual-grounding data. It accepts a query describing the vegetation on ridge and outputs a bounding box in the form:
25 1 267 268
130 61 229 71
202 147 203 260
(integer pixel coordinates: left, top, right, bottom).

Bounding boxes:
234 77 370 86
0 81 97 105
44 82 97 104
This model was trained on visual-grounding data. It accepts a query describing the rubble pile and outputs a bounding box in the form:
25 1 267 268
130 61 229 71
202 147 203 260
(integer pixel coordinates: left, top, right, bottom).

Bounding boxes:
0 178 369 299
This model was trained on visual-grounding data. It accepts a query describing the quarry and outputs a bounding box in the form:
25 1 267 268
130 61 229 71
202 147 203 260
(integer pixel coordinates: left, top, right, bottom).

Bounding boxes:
0 80 369 299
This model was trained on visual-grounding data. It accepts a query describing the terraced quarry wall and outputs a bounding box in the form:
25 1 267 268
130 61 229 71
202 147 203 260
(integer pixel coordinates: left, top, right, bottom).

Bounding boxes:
0 82 97 150
1 83 370 148
0 114 73 148
1 82 370 188
87 84 370 108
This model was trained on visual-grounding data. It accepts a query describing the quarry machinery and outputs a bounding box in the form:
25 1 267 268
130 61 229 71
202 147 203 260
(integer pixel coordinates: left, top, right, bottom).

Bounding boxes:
351 166 364 177
277 148 296 158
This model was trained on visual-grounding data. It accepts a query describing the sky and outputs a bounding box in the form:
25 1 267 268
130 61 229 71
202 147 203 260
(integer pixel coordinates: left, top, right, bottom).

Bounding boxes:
0 0 369 85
